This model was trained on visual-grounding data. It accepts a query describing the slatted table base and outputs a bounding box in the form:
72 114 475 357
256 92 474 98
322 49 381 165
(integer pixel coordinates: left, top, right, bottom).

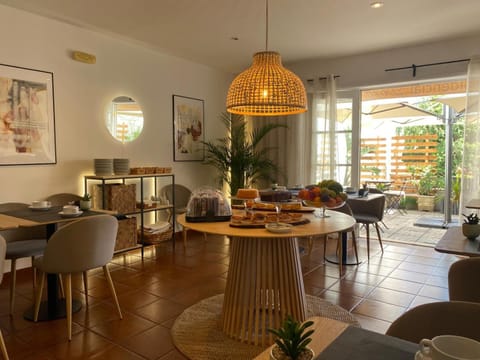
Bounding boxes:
221 236 307 346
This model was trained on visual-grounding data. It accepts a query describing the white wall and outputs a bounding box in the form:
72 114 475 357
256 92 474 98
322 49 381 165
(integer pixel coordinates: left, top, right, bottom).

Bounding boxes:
0 5 232 203
289 33 480 89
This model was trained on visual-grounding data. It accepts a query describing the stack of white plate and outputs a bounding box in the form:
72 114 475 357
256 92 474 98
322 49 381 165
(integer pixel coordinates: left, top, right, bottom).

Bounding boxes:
113 158 130 175
94 158 113 176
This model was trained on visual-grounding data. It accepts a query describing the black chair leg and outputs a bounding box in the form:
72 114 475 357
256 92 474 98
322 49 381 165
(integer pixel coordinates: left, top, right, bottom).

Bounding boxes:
375 222 384 253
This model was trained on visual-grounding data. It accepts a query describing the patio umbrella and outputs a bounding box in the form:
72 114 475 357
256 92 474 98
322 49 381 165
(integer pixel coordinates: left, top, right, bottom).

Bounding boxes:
362 102 443 124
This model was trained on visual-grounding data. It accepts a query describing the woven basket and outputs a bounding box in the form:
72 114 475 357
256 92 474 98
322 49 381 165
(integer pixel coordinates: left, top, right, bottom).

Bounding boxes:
138 227 173 245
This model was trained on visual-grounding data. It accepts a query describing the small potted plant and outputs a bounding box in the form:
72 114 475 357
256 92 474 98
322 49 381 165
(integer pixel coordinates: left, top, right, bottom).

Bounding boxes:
268 315 315 360
462 213 480 240
80 193 92 211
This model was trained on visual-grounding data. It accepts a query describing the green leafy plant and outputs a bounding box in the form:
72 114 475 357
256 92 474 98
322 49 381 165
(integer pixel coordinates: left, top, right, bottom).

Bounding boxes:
416 166 443 196
202 112 287 197
463 213 479 224
268 315 314 360
82 193 91 201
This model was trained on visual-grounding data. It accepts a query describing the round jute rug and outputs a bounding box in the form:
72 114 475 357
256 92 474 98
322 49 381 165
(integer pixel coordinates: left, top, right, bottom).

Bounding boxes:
171 294 359 360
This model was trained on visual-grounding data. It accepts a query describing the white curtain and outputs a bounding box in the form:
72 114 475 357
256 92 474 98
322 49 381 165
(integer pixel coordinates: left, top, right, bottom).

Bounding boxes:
313 75 339 181
249 108 312 188
460 55 480 214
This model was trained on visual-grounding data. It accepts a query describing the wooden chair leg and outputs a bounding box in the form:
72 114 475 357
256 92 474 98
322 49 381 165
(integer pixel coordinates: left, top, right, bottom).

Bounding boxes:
9 259 16 316
0 330 9 360
83 271 89 306
351 230 359 264
65 273 72 341
31 256 37 288
182 228 188 248
366 224 370 259
58 274 65 298
33 271 46 322
375 223 384 252
103 265 123 319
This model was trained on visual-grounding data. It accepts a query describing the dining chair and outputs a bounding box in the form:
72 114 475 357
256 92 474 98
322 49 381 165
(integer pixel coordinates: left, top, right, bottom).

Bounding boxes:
448 257 480 303
0 202 47 315
45 193 82 207
33 215 123 340
0 235 11 359
160 184 206 247
386 301 480 343
347 194 385 259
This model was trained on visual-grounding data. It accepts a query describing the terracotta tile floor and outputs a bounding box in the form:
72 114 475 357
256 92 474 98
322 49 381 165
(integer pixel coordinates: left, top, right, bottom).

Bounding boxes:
0 231 459 359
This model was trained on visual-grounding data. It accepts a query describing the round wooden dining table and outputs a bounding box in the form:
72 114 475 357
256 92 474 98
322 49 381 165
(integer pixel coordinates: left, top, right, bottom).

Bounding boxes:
177 210 355 346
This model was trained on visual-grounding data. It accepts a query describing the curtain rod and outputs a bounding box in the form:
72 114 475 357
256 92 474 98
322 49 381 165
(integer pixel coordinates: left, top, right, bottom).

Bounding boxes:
385 58 470 77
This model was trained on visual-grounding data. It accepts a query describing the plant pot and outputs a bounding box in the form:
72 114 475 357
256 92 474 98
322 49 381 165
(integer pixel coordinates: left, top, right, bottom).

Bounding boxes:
270 345 314 360
79 200 91 211
417 195 435 212
462 223 480 240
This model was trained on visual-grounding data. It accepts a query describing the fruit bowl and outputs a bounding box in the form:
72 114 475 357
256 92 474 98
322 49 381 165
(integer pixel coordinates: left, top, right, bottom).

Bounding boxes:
298 180 347 218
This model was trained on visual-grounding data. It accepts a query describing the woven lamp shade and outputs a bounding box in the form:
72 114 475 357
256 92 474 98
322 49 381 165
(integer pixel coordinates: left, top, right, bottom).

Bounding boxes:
226 51 307 116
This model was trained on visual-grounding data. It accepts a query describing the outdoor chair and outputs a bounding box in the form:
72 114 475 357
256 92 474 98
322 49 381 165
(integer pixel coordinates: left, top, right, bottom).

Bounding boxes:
448 257 480 303
383 180 407 215
386 301 480 343
33 215 123 340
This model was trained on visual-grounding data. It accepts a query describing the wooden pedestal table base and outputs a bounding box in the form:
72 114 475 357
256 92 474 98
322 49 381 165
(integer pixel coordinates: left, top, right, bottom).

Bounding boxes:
222 236 306 346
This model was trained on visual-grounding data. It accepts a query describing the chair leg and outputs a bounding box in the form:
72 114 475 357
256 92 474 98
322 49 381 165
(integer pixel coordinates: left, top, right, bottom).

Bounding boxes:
366 224 370 259
103 265 123 319
375 223 384 253
33 271 46 322
83 271 89 306
31 256 37 288
351 230 359 264
65 273 72 341
0 329 9 360
9 259 16 316
58 274 65 298
182 228 188 248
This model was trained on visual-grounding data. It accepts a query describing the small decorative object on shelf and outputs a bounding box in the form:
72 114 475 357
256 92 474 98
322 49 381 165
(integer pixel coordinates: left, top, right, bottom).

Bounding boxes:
79 193 92 211
297 180 347 218
268 315 315 360
462 213 480 240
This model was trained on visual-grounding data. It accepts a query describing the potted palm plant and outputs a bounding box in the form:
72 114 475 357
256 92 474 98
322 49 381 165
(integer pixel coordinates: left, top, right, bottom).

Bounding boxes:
202 112 286 197
268 315 315 360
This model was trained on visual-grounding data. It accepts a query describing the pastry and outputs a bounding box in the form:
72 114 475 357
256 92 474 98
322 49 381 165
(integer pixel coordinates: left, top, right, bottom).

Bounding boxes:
236 188 259 199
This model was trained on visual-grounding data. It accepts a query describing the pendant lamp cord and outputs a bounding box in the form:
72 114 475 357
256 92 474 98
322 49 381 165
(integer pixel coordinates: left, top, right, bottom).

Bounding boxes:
265 0 269 51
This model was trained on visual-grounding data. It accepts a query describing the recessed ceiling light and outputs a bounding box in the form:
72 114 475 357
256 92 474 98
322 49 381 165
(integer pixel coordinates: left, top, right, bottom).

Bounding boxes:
370 1 384 8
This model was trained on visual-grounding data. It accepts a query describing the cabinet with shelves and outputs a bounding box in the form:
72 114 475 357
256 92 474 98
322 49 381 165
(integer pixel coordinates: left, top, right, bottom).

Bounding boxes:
84 173 176 255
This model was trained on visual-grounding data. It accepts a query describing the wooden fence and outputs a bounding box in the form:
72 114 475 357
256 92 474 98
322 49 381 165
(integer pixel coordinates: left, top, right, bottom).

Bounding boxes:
360 134 438 192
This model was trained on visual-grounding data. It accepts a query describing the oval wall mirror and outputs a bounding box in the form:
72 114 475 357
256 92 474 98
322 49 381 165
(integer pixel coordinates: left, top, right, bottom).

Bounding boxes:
106 96 144 143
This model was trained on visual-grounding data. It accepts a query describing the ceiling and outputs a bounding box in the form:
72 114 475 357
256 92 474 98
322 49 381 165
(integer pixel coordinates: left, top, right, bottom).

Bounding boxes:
2 0 480 74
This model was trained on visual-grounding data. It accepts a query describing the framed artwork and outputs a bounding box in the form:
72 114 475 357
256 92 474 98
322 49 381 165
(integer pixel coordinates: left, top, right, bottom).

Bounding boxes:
172 94 204 161
0 63 56 165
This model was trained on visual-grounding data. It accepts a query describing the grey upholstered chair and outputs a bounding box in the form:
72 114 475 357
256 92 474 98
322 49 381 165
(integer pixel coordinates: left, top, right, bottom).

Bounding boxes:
160 184 205 247
0 235 10 359
448 257 480 303
0 202 47 315
348 194 386 259
33 215 123 340
386 301 480 343
45 193 82 207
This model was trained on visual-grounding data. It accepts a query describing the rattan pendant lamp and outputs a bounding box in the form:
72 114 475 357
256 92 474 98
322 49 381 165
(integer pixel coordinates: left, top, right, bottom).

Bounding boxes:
226 0 307 116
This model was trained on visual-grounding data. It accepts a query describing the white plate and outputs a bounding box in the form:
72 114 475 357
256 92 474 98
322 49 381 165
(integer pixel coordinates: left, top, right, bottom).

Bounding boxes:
29 205 52 211
265 222 293 233
58 211 83 218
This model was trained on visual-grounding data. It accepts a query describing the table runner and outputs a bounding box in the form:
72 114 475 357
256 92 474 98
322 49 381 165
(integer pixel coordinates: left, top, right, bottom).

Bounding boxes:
2 207 107 223
317 326 417 360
